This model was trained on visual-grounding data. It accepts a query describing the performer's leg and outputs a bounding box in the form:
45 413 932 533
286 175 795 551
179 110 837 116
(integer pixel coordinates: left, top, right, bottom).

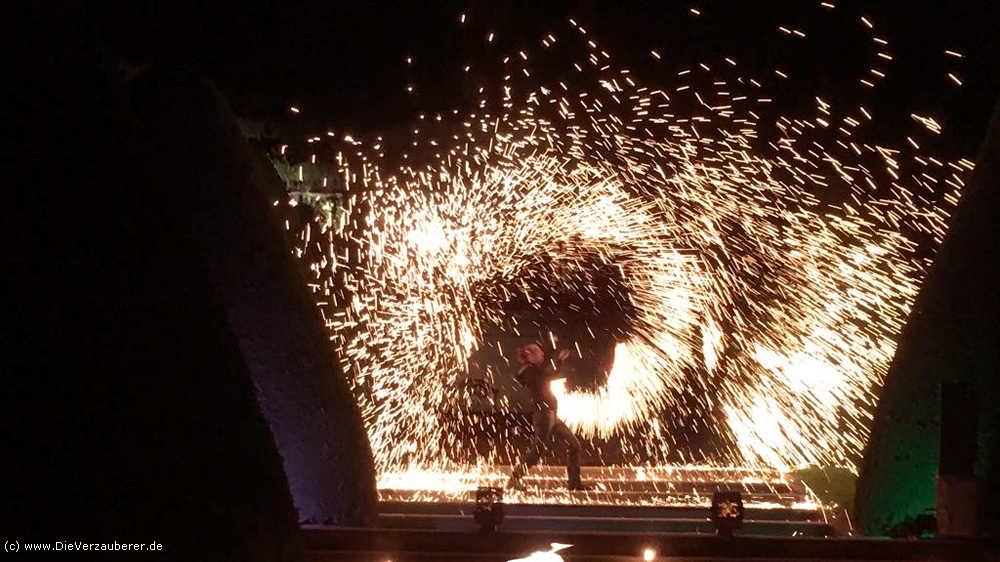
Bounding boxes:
509 409 555 488
552 418 583 489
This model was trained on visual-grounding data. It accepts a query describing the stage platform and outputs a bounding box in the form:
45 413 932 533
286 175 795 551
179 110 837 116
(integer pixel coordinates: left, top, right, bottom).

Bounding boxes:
376 465 836 537
297 465 999 560
303 527 994 561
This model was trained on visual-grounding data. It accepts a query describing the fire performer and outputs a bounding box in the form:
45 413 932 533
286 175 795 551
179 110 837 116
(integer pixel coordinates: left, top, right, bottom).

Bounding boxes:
507 342 585 491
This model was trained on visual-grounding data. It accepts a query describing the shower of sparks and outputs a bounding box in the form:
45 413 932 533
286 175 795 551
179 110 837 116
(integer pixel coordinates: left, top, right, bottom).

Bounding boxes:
282 7 973 483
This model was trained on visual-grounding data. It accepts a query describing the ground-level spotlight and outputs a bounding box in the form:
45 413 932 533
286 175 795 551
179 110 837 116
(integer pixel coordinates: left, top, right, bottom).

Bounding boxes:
641 546 657 561
475 486 505 532
710 491 744 538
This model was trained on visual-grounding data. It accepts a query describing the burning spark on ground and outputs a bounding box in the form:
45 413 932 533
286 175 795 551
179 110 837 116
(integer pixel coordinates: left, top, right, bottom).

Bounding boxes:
508 543 572 562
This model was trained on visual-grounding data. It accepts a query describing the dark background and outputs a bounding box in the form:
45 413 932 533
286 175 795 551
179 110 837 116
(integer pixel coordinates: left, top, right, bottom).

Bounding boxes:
67 0 998 154
69 0 996 465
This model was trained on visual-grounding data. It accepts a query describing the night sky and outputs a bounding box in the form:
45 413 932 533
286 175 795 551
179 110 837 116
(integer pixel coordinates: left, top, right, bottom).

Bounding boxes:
87 1 998 155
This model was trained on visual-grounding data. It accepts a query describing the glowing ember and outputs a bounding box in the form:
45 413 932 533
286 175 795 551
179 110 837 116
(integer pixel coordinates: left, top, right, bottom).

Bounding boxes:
375 466 823 510
508 543 572 562
281 6 974 483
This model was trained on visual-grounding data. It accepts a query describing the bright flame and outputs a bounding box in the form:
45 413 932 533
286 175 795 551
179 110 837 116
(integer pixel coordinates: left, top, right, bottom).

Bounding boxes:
508 543 572 562
554 342 685 437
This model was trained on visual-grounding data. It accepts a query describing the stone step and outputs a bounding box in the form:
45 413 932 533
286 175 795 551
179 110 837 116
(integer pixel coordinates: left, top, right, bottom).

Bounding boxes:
375 465 825 537
379 501 824 522
376 512 834 536
377 466 809 494
379 488 813 508
503 478 801 495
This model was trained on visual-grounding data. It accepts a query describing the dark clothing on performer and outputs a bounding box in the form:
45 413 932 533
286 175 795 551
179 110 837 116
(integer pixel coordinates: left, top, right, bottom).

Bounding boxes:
511 354 583 490
516 362 561 412
515 408 582 488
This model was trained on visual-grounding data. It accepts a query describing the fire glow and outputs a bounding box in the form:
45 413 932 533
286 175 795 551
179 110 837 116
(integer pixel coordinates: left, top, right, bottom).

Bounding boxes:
284 5 974 493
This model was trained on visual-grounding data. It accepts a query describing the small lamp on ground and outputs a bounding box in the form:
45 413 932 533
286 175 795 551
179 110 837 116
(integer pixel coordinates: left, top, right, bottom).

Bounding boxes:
710 491 744 538
475 486 505 533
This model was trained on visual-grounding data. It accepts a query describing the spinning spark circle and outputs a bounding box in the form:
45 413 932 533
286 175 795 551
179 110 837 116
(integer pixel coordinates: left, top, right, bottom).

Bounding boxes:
287 8 974 475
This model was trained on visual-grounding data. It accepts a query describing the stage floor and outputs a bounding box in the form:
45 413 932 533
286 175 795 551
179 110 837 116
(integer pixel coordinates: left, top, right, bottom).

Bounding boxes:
303 527 993 561
378 465 821 509
376 465 836 537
